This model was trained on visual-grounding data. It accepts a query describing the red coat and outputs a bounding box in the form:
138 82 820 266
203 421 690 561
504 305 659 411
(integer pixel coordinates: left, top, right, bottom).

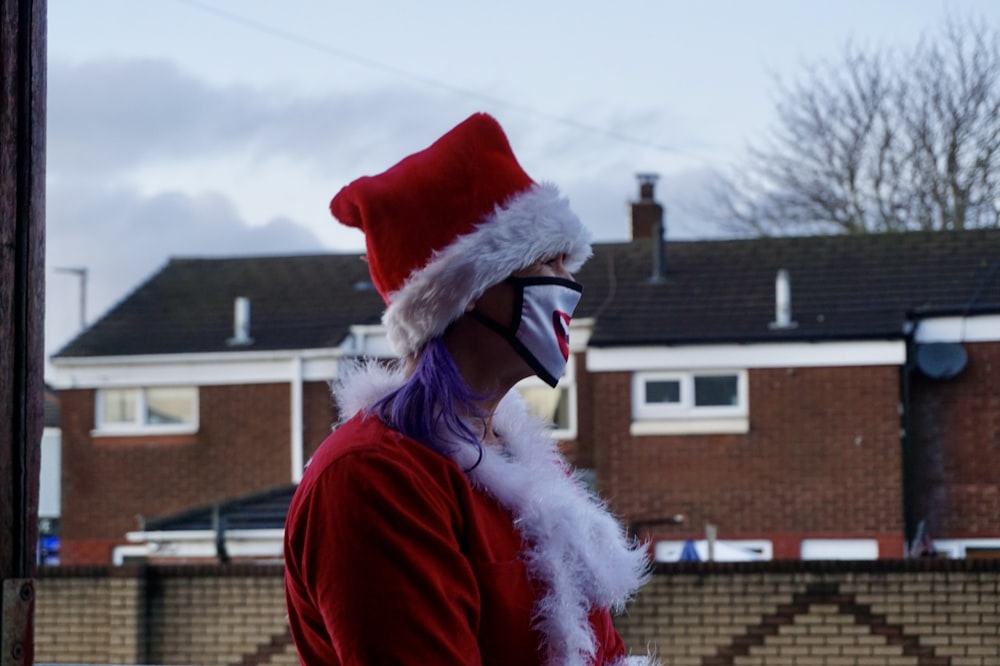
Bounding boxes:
284 412 629 665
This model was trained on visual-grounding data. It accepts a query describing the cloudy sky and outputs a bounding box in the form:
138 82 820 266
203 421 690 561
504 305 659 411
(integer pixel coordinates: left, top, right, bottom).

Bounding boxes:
45 0 1000 373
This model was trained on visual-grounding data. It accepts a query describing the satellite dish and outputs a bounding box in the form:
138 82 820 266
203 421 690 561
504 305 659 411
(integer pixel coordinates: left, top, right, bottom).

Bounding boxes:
915 342 968 379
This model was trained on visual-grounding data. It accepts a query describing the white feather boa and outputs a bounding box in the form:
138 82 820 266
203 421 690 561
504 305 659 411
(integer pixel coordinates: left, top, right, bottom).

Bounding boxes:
333 362 658 666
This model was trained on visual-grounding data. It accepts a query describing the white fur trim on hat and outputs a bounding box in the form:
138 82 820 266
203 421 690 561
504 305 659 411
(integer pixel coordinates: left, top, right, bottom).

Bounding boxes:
382 182 592 356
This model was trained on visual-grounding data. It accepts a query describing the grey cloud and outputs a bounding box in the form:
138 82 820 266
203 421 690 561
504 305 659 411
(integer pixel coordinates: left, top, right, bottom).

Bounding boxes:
49 58 257 173
45 181 326 361
47 57 462 177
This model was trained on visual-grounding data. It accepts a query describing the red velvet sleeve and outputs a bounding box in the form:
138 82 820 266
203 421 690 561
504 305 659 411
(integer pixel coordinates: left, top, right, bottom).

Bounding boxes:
590 607 626 665
285 438 482 665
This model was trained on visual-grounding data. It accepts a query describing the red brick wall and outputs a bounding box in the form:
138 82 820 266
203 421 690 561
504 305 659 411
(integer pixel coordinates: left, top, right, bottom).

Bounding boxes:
60 380 335 565
908 341 1000 540
571 350 597 470
302 379 336 461
591 365 906 558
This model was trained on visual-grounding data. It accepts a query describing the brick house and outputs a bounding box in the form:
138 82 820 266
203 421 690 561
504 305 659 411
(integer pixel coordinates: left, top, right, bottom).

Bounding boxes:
50 180 1000 565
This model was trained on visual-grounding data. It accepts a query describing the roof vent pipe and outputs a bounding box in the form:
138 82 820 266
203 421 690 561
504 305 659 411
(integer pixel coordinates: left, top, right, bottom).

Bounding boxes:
227 296 254 346
650 210 666 284
769 269 798 330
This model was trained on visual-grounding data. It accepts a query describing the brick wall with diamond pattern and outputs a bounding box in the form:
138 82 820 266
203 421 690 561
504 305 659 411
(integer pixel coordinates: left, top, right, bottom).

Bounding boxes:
33 560 1000 666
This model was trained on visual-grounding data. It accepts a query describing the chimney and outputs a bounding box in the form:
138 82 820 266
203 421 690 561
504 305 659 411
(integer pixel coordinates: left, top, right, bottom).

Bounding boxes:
630 173 666 282
227 296 254 346
768 269 798 330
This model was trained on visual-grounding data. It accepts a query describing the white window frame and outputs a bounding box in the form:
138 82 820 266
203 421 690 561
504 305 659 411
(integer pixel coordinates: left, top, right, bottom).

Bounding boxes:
94 386 199 436
516 355 577 440
930 538 1000 559
631 369 748 435
800 538 880 560
653 539 773 562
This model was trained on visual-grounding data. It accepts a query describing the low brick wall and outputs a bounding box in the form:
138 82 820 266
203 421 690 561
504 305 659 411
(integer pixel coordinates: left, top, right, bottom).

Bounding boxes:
35 565 297 666
616 559 1000 666
34 560 1000 665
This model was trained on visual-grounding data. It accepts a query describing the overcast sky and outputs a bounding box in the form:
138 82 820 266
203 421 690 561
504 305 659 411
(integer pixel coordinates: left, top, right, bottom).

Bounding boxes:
44 0 1000 374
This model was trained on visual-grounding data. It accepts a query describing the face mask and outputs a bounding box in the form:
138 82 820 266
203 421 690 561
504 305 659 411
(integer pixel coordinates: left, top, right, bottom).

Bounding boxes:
469 276 583 387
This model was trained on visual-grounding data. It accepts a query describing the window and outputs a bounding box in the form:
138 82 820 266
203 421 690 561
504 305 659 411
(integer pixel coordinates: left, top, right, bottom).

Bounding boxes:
631 370 748 435
516 357 577 439
800 539 879 560
694 375 739 406
519 385 572 429
645 379 681 405
930 538 1000 559
96 386 198 434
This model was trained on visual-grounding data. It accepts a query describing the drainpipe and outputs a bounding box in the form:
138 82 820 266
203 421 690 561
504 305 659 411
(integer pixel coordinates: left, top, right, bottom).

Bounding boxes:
899 321 917 554
651 210 666 285
291 355 304 483
212 504 229 564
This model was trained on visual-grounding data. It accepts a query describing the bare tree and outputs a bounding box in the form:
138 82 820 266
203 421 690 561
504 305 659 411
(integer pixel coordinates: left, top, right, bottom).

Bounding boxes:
715 16 1000 235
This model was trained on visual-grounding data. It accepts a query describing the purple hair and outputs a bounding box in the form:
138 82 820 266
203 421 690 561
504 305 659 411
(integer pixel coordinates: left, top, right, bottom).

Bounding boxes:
370 337 488 469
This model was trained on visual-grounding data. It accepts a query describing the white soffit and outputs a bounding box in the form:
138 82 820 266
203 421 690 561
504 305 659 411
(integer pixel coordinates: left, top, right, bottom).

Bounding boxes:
587 340 906 372
914 314 1000 343
50 349 342 389
570 318 594 352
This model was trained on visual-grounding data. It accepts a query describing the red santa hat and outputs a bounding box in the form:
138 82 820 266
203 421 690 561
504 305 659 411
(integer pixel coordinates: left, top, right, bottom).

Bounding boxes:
330 112 592 356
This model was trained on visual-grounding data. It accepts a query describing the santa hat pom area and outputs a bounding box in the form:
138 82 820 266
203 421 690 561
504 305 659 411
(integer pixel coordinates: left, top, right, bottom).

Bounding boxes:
330 113 592 356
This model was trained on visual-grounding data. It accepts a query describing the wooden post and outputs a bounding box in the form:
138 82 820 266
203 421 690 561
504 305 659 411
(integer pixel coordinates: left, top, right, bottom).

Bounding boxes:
0 0 46 664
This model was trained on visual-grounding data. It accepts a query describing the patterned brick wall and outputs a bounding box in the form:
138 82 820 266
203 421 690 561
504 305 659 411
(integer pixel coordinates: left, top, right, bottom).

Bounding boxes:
34 567 143 664
147 567 296 665
616 560 1000 666
35 560 1000 666
591 365 906 558
35 565 298 666
59 380 335 565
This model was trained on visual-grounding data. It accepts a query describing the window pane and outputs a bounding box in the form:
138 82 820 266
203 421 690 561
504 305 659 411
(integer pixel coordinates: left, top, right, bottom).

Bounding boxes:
101 389 137 424
518 385 570 430
694 375 738 406
145 387 197 425
645 380 680 404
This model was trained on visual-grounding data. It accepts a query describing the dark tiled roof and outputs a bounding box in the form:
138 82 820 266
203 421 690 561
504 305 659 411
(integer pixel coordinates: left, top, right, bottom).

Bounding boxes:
144 484 295 532
54 230 1000 358
54 253 384 357
576 230 1000 346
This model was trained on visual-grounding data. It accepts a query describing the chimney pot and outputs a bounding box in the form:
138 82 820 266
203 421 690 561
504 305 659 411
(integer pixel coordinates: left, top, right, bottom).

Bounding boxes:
636 172 658 201
630 173 664 241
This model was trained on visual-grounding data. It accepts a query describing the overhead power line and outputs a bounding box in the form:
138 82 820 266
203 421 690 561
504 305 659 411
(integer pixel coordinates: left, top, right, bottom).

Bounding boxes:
172 0 684 155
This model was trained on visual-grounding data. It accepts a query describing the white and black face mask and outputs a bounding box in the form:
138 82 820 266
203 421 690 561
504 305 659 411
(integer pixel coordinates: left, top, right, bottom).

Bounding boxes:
469 276 583 387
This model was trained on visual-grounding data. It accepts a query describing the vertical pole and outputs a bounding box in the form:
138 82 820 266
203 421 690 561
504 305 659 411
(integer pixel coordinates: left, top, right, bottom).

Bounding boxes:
0 0 46 664
290 355 304 483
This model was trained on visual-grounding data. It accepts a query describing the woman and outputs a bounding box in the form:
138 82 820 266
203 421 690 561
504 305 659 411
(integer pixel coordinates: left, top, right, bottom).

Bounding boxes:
284 113 655 666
